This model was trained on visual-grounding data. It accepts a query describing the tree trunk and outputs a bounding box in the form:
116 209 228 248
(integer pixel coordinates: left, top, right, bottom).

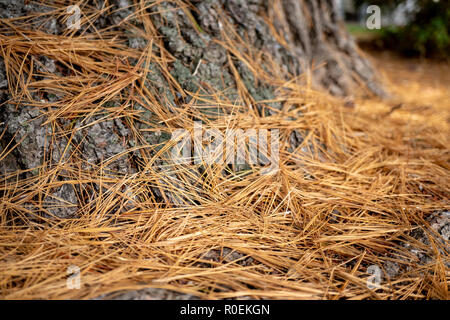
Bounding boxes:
149 0 385 97
0 0 385 215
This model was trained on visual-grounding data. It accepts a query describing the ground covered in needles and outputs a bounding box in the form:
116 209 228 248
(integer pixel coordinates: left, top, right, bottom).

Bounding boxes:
0 1 448 299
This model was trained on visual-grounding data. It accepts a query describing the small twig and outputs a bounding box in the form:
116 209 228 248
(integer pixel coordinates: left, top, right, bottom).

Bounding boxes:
193 59 202 76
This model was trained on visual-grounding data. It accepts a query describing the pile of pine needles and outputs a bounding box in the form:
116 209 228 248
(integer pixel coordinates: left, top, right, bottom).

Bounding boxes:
0 1 448 299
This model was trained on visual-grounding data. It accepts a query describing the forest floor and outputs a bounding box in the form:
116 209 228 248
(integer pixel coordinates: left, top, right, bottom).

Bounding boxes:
0 2 448 300
1 47 448 299
99 50 450 300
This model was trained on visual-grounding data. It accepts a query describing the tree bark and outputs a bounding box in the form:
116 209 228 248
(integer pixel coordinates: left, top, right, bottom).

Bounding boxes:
150 0 386 97
0 0 386 216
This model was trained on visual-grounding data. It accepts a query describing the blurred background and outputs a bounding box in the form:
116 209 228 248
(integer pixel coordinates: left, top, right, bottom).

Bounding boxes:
337 0 449 59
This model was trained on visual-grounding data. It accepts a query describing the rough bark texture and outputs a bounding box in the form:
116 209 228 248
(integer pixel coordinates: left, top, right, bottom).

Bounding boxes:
150 0 386 97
